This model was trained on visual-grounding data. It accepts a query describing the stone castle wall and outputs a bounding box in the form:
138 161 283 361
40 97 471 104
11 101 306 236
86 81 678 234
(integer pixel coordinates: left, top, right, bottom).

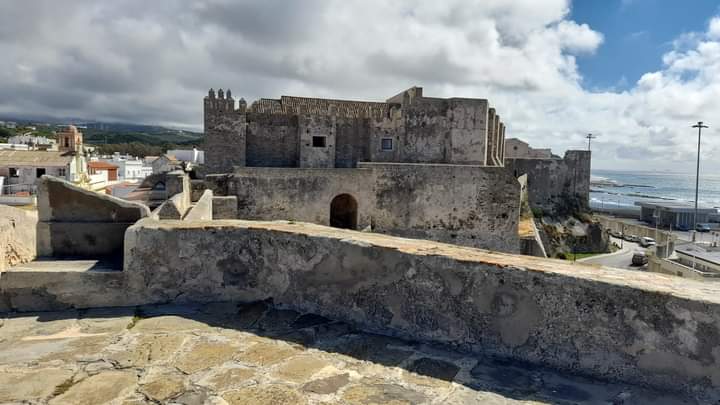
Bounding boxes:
209 163 520 252
245 113 298 167
359 163 519 252
203 87 502 173
504 150 591 215
227 167 376 229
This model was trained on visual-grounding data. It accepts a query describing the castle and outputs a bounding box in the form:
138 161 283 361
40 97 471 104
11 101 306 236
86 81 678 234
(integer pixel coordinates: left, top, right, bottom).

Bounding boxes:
203 87 520 252
204 86 507 172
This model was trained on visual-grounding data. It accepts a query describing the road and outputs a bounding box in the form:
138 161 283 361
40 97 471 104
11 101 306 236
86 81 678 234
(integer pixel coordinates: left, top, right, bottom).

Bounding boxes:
579 237 646 271
599 215 719 244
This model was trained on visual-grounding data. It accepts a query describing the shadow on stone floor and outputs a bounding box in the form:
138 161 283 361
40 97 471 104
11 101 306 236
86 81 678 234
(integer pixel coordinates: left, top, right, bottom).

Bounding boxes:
10 300 701 405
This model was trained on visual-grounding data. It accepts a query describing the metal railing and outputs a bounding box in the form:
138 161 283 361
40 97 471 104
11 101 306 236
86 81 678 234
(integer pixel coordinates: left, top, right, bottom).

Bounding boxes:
1 183 37 196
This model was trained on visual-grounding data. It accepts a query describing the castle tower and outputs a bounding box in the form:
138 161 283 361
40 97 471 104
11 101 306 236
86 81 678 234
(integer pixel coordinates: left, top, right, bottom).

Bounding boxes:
57 125 83 153
203 88 247 173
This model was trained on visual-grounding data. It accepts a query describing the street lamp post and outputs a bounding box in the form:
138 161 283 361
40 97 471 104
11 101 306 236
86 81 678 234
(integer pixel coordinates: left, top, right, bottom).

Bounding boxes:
691 122 708 243
586 133 598 151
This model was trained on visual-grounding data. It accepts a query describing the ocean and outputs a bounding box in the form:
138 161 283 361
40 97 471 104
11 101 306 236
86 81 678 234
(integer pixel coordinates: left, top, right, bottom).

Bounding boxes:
590 170 720 211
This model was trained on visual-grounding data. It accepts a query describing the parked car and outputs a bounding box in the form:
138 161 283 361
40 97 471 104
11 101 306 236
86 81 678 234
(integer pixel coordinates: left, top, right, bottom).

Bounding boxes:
609 230 623 238
696 223 712 232
631 251 648 266
639 237 656 247
624 234 640 243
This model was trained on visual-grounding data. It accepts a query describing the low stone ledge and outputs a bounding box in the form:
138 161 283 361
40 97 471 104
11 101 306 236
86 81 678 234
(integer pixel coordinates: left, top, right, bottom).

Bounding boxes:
120 219 720 395
0 262 128 311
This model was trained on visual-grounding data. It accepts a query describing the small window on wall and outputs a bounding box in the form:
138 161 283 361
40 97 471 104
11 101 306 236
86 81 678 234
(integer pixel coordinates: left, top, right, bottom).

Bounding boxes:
9 167 19 177
381 138 393 151
36 168 46 178
312 136 326 148
58 168 66 177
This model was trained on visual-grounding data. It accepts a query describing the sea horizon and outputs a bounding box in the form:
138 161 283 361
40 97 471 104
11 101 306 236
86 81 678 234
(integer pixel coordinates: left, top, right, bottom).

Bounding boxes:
590 169 720 209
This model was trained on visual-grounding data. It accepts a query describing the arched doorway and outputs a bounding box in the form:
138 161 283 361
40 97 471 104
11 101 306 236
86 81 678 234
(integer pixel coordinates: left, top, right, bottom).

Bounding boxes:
330 194 358 230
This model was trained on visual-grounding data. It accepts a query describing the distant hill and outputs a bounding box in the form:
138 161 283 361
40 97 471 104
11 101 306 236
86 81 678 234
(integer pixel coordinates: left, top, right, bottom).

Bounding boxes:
81 125 203 146
0 116 203 146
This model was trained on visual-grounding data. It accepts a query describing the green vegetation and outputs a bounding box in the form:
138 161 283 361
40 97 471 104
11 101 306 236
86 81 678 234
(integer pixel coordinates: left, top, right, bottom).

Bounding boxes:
531 207 544 219
0 127 12 140
0 121 203 157
79 126 202 157
558 252 603 261
94 142 185 157
82 127 202 146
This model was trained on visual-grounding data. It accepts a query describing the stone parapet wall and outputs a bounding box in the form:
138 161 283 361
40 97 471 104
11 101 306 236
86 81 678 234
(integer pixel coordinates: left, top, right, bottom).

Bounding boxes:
121 220 719 395
36 176 150 258
3 219 720 396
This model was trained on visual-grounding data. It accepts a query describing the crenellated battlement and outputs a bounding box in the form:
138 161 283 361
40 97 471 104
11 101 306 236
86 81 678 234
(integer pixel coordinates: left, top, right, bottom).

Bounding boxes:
204 88 244 114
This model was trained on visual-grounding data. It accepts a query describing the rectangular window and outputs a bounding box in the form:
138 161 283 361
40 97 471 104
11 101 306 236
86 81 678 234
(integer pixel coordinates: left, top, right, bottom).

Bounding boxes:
58 168 66 177
312 136 326 148
36 168 46 178
9 167 19 177
381 138 393 151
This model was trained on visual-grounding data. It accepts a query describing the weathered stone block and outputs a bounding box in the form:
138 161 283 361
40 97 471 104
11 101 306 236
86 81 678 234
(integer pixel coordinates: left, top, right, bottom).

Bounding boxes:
34 176 150 259
184 190 213 221
37 176 150 222
154 193 188 220
212 196 237 219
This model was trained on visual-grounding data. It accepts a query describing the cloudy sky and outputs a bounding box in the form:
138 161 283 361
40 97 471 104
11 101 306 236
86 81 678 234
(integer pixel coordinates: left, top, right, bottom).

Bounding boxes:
1 0 720 172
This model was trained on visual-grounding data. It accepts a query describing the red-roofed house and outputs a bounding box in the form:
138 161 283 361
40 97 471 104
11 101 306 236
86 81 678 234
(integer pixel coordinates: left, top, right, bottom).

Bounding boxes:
88 161 119 181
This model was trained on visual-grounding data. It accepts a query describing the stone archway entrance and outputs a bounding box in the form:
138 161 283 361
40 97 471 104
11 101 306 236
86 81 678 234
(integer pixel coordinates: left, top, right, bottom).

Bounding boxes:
330 194 358 230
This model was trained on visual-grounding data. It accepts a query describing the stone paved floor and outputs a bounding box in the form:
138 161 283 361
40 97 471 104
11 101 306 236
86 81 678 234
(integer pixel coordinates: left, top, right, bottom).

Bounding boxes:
0 301 699 405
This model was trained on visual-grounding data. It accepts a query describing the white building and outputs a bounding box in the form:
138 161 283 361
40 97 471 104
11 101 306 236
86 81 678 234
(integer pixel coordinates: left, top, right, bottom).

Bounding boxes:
99 153 152 181
7 135 57 150
0 144 30 151
0 125 88 195
167 148 204 165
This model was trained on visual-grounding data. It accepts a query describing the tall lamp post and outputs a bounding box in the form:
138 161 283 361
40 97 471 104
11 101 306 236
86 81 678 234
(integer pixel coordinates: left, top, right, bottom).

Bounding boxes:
691 122 708 243
586 133 598 151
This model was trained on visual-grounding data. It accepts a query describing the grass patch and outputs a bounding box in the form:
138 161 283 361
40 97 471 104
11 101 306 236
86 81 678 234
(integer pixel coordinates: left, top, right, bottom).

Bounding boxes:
564 252 603 261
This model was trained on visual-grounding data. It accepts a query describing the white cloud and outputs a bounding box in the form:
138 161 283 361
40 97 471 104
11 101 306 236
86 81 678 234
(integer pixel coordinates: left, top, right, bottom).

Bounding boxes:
708 16 720 39
0 0 718 171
